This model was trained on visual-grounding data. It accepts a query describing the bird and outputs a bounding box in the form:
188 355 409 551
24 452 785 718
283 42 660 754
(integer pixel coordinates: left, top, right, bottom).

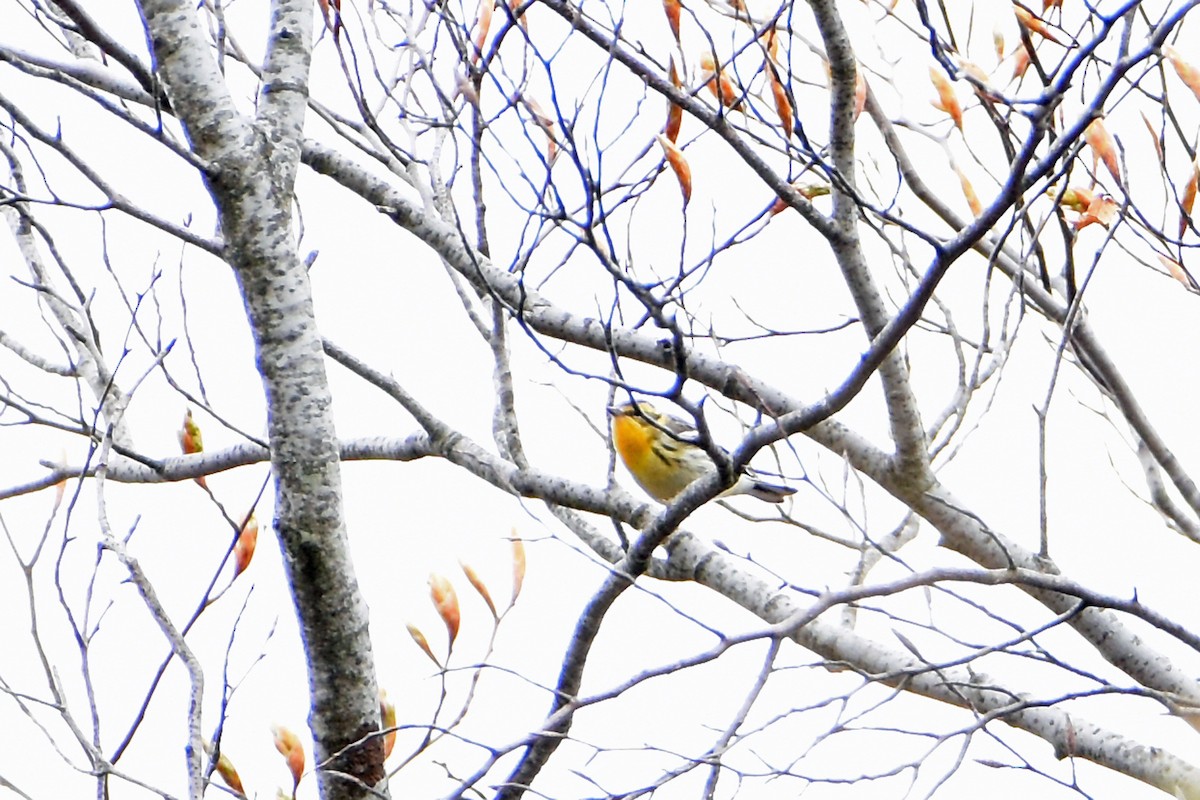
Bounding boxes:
608 400 796 504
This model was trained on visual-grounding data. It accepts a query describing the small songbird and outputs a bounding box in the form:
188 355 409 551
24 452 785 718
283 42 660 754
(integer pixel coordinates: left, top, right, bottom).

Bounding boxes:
608 401 796 504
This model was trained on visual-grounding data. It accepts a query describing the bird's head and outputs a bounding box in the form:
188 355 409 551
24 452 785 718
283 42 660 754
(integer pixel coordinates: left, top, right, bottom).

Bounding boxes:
607 400 658 420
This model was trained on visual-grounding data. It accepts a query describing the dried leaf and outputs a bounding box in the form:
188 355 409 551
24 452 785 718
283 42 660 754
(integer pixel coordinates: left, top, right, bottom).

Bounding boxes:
203 742 245 797
523 96 557 163
957 58 989 85
429 574 461 648
664 58 683 143
767 64 792 140
1074 194 1118 230
379 690 397 760
955 163 983 217
821 58 866 121
1140 111 1164 165
761 27 780 63
715 70 740 110
954 56 999 103
472 0 494 63
929 67 963 130
456 72 481 107
318 0 343 43
1180 162 1198 239
1156 255 1195 289
663 0 681 42
669 56 683 88
52 448 67 510
215 751 245 796
506 0 528 30
1164 46 1200 104
271 725 305 792
699 52 742 111
853 69 867 121
1014 5 1061 44
1084 118 1122 186
1158 254 1195 289
460 560 498 619
234 513 259 577
656 133 692 205
1012 42 1032 80
406 622 441 667
664 97 683 143
511 533 526 605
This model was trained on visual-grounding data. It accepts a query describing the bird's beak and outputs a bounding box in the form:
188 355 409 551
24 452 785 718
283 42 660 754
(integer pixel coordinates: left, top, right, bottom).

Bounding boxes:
606 405 621 416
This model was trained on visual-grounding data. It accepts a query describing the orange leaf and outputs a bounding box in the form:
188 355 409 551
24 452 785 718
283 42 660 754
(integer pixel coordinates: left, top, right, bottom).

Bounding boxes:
715 72 740 110
1084 118 1121 186
460 560 498 619
505 0 528 29
1158 255 1195 289
761 27 780 64
664 58 683 143
1074 194 1118 230
1014 5 1061 44
52 448 67 510
1140 111 1164 165
955 164 983 217
472 0 494 63
656 133 692 205
271 725 305 791
203 742 246 797
406 622 441 667
957 58 990 85
929 67 963 130
664 100 682 143
379 690 397 760
511 533 525 605
853 70 867 121
429 574 461 648
956 57 1000 103
1012 42 1032 80
215 751 245 796
317 0 343 43
699 52 742 111
234 513 258 577
1180 161 1199 239
663 0 681 42
669 57 683 88
524 96 557 163
1164 46 1200 104
768 65 792 139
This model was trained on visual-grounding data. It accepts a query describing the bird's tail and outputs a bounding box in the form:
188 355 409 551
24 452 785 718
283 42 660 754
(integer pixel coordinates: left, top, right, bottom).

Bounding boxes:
746 480 796 503
721 469 797 503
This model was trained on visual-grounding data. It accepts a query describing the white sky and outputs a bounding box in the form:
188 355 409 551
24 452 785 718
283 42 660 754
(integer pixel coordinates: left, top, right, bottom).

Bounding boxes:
3 1 1200 799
